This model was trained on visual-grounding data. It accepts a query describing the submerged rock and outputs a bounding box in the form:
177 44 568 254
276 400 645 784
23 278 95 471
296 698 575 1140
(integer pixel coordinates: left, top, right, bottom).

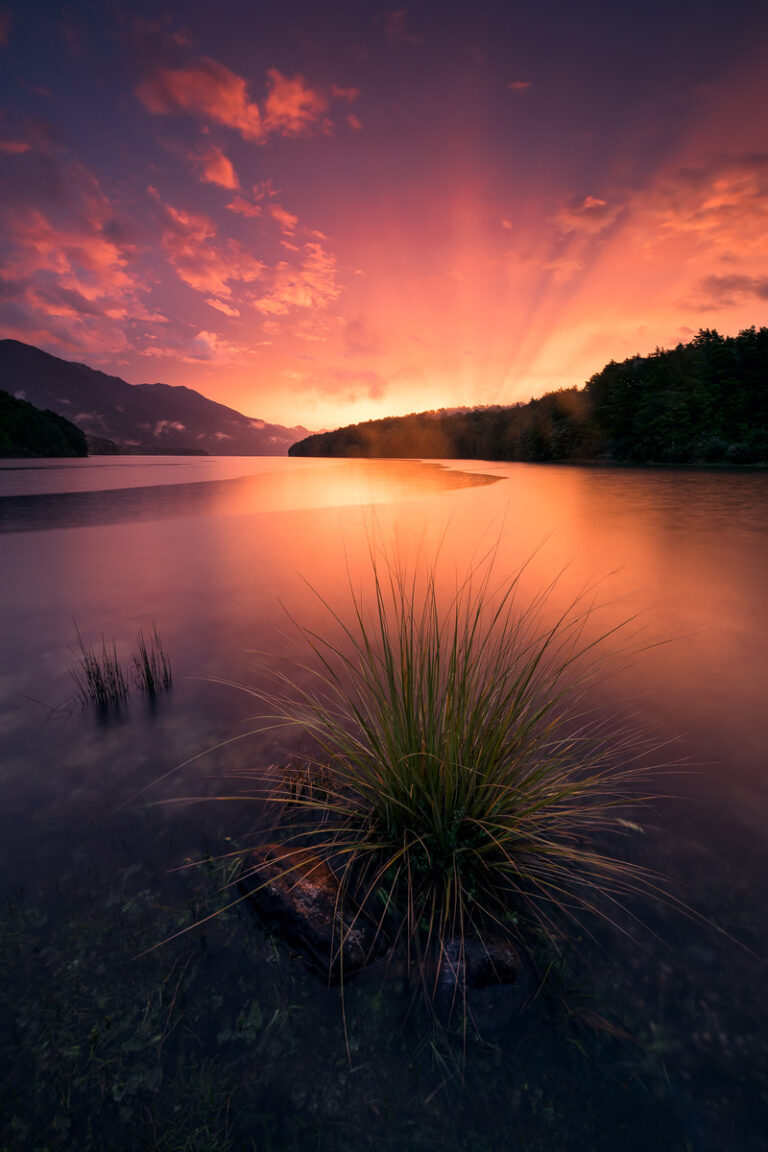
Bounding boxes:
435 934 529 1020
239 844 384 980
440 934 522 987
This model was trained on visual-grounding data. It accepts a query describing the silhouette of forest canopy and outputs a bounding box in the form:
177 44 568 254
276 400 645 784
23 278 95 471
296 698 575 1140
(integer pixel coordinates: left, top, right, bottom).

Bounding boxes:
289 328 768 465
0 390 88 457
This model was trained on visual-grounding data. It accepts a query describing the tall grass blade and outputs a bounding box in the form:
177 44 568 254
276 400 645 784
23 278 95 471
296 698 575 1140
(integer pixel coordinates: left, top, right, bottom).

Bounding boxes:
70 624 128 709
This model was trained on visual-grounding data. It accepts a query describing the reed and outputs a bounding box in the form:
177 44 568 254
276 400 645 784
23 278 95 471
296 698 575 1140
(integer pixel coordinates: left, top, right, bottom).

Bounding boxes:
132 625 173 695
71 627 128 708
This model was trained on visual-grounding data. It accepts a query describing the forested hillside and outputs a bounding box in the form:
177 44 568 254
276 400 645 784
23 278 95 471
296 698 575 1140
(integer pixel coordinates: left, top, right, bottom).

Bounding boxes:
0 390 87 457
290 328 768 465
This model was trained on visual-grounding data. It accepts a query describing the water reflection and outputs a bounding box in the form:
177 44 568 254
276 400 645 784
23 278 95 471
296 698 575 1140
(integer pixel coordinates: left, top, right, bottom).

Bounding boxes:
2 457 768 1151
0 457 500 533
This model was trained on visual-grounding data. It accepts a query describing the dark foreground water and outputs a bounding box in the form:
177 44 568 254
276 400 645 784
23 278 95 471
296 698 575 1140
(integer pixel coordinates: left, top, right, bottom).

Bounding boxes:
0 456 766 1151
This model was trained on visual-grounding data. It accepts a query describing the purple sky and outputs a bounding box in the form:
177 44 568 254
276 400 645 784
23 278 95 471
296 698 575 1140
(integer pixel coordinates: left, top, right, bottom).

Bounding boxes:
2 0 768 426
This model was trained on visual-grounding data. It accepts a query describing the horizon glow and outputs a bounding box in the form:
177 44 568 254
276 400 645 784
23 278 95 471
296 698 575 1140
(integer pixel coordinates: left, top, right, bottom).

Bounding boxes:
1 0 768 430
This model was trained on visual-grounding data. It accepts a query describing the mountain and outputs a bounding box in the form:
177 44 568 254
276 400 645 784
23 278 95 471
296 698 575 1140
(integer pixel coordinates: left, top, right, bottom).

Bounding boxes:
290 327 768 466
0 389 88 457
0 340 309 455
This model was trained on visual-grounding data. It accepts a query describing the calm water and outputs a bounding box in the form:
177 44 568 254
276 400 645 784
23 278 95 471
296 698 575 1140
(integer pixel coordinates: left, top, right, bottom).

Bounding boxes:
1 456 766 1151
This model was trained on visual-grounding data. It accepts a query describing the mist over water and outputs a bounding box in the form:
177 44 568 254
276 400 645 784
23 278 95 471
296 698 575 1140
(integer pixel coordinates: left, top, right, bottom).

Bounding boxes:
1 455 766 1150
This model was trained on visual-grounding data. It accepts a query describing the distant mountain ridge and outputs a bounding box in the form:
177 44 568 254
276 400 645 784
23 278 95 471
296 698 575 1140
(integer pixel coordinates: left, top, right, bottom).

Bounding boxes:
0 340 310 455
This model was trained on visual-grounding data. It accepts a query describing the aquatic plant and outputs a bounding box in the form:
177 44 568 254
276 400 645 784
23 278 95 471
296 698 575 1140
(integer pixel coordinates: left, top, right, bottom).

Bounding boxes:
70 627 128 708
132 625 173 695
70 623 172 708
235 550 663 1000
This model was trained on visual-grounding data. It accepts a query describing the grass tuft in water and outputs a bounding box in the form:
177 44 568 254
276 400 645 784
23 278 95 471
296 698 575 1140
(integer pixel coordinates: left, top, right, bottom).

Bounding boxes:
133 626 173 695
233 549 665 1001
70 626 129 709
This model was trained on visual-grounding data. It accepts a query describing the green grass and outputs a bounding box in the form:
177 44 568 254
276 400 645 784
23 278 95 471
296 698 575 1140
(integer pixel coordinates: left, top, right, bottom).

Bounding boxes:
234 549 664 1000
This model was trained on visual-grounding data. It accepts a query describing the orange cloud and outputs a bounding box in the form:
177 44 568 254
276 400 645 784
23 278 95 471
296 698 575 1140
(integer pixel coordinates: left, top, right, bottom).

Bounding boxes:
0 206 160 361
635 154 768 259
268 203 299 235
149 187 264 296
206 296 241 316
136 57 265 140
227 196 262 218
137 58 344 142
140 329 255 364
252 241 342 316
263 69 329 137
556 194 622 235
3 208 136 297
194 144 239 189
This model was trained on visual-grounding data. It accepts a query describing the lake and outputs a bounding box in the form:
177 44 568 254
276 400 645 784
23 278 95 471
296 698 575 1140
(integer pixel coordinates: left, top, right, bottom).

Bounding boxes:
1 455 766 1151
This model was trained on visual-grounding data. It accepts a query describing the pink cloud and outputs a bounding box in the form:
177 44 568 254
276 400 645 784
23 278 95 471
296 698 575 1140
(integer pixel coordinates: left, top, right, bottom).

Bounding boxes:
137 57 347 142
636 155 768 258
0 140 31 154
0 9 10 46
3 207 136 297
543 256 583 284
194 144 239 189
139 329 257 365
268 203 299 235
149 187 264 296
227 196 262 218
289 366 386 402
330 84 359 102
507 81 531 92
206 296 241 316
556 194 622 235
347 113 363 131
252 241 342 316
263 69 329 137
136 57 265 140
190 329 248 361
685 273 768 310
0 149 174 362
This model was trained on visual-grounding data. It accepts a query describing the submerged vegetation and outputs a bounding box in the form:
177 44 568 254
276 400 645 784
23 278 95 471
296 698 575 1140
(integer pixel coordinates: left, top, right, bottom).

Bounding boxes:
233 552 662 999
132 626 173 695
71 629 129 709
289 326 768 465
71 625 172 708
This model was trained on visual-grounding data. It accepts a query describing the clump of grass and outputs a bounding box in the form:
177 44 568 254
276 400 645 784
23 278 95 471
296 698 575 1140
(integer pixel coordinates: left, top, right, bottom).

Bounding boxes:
71 627 128 709
133 626 173 695
70 623 172 709
238 550 664 1000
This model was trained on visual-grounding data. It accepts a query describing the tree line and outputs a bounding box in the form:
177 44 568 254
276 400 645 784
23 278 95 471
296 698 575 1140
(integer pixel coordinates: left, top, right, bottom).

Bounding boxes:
0 389 88 457
289 327 768 465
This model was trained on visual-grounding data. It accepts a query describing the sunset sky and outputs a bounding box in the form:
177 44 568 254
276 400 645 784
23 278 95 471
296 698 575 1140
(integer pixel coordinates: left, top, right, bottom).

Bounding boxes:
2 0 768 429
